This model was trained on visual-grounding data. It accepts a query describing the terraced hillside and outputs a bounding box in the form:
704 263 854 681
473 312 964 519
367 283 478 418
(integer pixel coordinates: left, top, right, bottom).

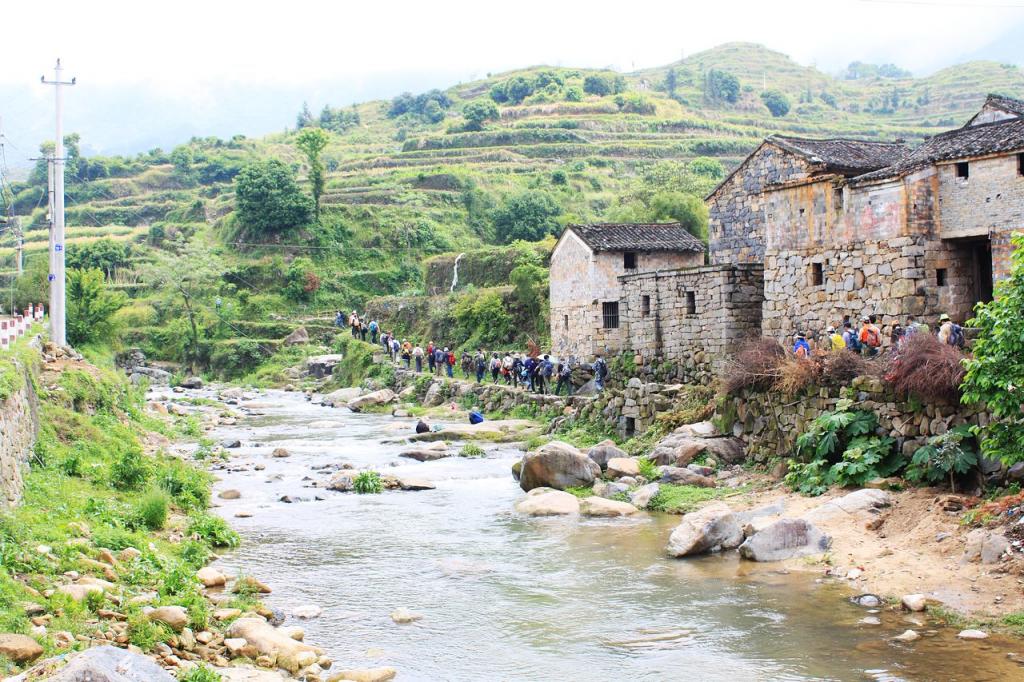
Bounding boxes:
1 42 1021 375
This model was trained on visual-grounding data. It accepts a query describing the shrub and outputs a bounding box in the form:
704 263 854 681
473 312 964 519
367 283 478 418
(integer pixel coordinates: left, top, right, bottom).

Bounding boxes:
353 471 384 494
66 268 128 347
187 513 240 548
905 425 978 492
109 450 151 490
724 338 786 394
91 525 141 552
234 159 313 236
761 89 791 117
774 356 821 396
178 664 222 682
636 456 659 481
459 443 485 458
157 460 211 512
706 69 740 103
655 384 716 430
821 350 876 385
886 333 965 403
135 489 170 530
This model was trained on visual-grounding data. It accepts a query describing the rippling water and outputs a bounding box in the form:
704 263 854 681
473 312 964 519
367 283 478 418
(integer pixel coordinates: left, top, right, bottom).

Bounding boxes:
204 390 1023 682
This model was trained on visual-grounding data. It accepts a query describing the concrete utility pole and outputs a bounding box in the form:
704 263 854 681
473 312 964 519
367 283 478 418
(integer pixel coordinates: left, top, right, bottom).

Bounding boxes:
14 217 22 275
41 59 75 346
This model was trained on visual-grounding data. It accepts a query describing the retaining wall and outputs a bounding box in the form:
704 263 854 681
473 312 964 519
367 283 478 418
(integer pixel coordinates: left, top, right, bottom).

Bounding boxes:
0 358 39 506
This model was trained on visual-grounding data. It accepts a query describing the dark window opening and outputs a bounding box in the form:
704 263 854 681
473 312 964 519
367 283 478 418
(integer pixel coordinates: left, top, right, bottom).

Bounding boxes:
799 208 806 216
955 162 969 179
563 314 568 330
810 262 824 286
1018 153 1024 176
624 417 636 438
833 188 844 211
641 295 651 317
936 268 948 287
623 252 637 269
602 301 620 329
685 291 696 315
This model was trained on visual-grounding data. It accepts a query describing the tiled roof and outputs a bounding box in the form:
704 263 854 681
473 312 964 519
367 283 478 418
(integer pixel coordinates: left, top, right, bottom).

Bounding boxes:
853 116 1024 184
568 223 705 253
768 135 910 175
980 94 1024 118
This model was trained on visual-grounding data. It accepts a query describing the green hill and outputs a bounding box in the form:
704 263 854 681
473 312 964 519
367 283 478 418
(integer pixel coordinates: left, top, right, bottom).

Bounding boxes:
2 42 1021 379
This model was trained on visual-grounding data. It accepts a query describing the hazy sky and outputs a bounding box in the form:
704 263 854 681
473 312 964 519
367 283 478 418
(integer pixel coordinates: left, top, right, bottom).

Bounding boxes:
1 0 1023 162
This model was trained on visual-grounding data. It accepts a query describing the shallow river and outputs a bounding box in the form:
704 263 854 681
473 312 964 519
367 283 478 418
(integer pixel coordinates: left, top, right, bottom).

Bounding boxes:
204 390 1022 682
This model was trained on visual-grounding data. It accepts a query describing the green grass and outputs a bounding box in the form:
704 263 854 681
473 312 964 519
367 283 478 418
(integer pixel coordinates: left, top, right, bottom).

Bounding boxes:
565 485 595 498
636 456 660 481
459 443 485 458
647 483 750 514
353 470 384 494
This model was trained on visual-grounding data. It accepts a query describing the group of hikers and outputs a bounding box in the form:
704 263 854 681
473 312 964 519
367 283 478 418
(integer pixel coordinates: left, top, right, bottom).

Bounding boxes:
335 310 611 396
790 312 965 358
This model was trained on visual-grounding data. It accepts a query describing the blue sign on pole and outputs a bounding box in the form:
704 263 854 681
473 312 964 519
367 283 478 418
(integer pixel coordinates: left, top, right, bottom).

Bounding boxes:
48 274 56 282
54 244 63 252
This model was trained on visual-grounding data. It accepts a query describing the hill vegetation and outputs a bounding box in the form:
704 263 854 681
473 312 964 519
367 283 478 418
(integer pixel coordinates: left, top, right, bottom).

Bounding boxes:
2 42 1022 376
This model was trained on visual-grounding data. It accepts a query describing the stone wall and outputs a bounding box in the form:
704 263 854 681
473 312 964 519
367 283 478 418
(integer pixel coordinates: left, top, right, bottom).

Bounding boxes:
0 358 38 506
718 377 989 464
619 264 764 384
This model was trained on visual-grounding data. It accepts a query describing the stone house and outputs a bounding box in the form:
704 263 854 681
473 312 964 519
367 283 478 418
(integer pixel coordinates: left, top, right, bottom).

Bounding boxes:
548 223 704 359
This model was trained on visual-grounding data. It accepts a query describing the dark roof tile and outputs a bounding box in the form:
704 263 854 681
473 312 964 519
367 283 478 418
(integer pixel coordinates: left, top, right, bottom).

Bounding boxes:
768 135 910 175
567 223 705 253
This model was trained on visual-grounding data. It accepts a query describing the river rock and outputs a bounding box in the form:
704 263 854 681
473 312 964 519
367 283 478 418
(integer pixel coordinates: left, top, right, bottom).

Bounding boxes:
0 633 43 663
892 629 920 642
649 425 745 467
518 441 601 492
272 447 290 458
283 326 309 346
957 629 989 640
738 518 831 562
227 617 322 673
629 483 660 509
222 438 242 449
347 389 396 412
963 529 1010 564
901 594 927 612
30 645 175 681
291 605 323 619
593 480 629 499
219 489 241 500
805 489 891 522
390 607 422 624
399 442 449 462
606 457 640 479
674 421 719 438
57 583 103 601
423 382 445 407
514 488 580 516
587 440 627 469
329 668 397 682
321 387 362 407
658 466 716 488
666 502 744 557
327 473 354 492
215 665 289 681
579 496 639 517
397 477 436 491
306 354 345 379
197 566 227 587
410 420 540 443
146 605 189 631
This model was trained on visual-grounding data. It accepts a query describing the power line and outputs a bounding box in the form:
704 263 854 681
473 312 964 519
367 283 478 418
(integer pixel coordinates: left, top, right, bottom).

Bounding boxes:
859 0 1024 7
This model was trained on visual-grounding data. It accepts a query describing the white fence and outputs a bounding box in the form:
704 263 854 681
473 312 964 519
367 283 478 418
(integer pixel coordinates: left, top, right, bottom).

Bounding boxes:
0 304 45 351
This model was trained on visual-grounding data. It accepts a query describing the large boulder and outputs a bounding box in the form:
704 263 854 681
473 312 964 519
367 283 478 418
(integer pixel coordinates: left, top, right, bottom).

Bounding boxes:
400 442 449 462
283 326 309 346
145 605 189 632
579 496 640 517
963 529 1010 565
321 387 362 407
306 354 345 379
629 483 660 509
514 488 580 516
606 457 640 479
33 645 175 681
658 466 716 488
739 518 831 562
347 389 396 412
587 440 627 469
649 424 745 467
129 365 171 386
666 502 743 557
408 420 541 443
0 633 43 664
805 488 891 522
227 617 322 673
518 441 601 492
179 376 203 389
423 382 445 407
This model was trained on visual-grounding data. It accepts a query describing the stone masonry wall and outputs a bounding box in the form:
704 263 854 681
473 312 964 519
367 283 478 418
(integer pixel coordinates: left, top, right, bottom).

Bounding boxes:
719 377 990 465
0 360 39 506
619 264 764 384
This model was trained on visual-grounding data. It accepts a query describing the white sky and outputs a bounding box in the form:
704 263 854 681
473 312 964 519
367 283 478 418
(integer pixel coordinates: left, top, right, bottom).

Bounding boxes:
2 0 1023 89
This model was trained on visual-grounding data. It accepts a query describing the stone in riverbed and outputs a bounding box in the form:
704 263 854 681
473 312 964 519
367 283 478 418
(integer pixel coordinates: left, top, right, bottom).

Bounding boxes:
227 618 322 673
658 466 716 488
666 502 744 557
605 457 640 479
291 605 323 619
197 566 227 587
901 594 927 612
629 483 660 509
592 480 629 499
219 489 241 500
738 518 831 562
0 633 43 663
329 668 397 682
957 629 989 640
390 607 422 624
347 389 396 413
396 478 436 491
27 645 175 681
321 387 362 407
518 441 601 492
587 440 627 469
272 447 290 458
145 605 189 632
399 442 449 462
892 629 920 642
579 496 639 517
222 439 242 448
514 488 580 516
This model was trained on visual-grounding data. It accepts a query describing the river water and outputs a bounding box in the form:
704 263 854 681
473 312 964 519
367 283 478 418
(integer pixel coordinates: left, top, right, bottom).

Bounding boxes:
203 390 1022 682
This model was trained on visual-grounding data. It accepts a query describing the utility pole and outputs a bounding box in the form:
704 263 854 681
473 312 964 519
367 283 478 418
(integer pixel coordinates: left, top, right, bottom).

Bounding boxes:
14 217 22 275
41 59 75 346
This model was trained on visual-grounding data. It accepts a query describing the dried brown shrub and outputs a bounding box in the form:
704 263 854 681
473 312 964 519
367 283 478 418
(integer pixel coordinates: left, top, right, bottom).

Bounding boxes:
773 356 821 396
885 333 966 403
724 338 786 395
820 350 879 385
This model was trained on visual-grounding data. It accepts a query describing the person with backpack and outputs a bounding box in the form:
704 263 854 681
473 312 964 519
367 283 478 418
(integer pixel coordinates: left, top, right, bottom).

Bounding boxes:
826 326 845 352
841 321 860 353
401 340 412 369
792 333 811 358
461 351 473 379
593 354 608 391
380 330 390 354
426 342 436 374
510 353 523 388
334 311 345 328
858 315 882 357
538 354 554 394
489 353 501 384
474 349 487 383
349 311 359 338
445 348 455 378
555 361 572 396
412 344 424 373
390 336 400 363
938 314 965 348
433 346 446 376
368 319 379 345
524 355 537 392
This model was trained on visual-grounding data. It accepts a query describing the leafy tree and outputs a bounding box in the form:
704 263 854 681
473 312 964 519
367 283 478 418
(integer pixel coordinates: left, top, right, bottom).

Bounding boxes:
564 86 583 102
296 101 314 129
318 105 360 133
491 191 562 244
509 263 548 331
294 127 330 217
462 99 499 131
284 256 320 302
503 77 535 105
169 145 196 185
583 74 615 96
664 67 678 95
605 191 708 240
66 268 127 347
962 233 1024 464
688 157 725 180
387 89 451 121
234 159 313 235
66 239 133 279
820 91 838 108
761 89 791 117
705 69 740 103
145 240 224 372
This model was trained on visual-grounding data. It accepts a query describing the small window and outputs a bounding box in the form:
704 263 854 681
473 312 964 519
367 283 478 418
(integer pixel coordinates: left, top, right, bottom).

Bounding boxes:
799 208 806 216
833 187 844 211
623 252 637 269
956 162 969 180
563 314 568 330
810 262 824 286
641 295 651 317
1018 153 1024 176
685 291 696 315
936 268 948 287
602 301 620 329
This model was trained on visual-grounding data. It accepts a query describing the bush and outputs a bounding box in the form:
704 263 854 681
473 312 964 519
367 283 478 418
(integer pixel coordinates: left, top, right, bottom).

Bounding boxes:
66 268 128 347
821 350 876 385
905 425 978 492
774 356 821 396
885 333 965 403
637 456 659 481
706 69 740 103
459 443 485 458
724 338 786 394
135 489 170 530
353 471 384 494
109 450 151 490
761 89 791 117
234 159 313 236
178 664 222 682
490 190 562 244
157 460 211 512
187 513 240 548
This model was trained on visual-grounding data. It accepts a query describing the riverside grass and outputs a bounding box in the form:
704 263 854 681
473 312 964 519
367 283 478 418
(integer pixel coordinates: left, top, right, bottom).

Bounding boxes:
0 350 248 676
